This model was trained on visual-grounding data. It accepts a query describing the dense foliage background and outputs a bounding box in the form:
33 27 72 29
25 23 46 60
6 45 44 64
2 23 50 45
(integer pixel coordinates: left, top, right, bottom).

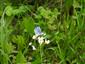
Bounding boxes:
0 0 85 64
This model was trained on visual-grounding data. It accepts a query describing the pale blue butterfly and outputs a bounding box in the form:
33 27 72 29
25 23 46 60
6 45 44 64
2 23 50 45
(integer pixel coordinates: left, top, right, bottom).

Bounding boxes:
34 26 43 35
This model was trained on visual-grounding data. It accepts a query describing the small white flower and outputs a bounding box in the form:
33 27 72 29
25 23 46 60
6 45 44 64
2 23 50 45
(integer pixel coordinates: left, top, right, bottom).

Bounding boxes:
38 37 44 45
32 45 36 50
45 39 50 44
32 35 36 39
29 42 32 46
32 35 38 39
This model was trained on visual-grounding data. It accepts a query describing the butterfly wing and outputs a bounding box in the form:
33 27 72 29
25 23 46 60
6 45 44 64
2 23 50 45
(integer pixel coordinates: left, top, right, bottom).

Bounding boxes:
34 26 42 35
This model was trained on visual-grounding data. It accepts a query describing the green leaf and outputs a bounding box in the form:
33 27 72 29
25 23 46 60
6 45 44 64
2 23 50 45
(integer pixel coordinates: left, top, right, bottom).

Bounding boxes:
12 35 25 50
5 6 13 16
73 0 81 8
65 0 73 7
80 53 85 59
4 43 14 54
32 56 41 64
16 51 27 64
22 17 34 34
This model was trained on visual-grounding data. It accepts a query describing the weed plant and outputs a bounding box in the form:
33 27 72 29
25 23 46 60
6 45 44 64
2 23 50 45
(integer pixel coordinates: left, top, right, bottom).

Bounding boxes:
0 0 85 64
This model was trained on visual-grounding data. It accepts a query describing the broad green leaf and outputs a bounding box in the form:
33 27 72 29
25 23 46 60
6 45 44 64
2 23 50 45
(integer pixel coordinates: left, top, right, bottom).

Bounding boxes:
22 17 34 34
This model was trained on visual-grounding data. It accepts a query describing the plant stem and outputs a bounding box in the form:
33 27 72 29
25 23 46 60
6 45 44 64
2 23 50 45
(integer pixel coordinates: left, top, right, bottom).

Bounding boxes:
40 45 43 64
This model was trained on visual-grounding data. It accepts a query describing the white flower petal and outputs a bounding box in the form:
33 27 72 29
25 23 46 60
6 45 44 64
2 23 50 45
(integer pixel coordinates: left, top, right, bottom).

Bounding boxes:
32 35 37 39
45 40 50 44
29 42 32 46
32 45 36 50
38 37 44 45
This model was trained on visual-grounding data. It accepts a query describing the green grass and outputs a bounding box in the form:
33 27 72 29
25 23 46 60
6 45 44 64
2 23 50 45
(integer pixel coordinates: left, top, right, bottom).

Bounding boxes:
0 0 85 64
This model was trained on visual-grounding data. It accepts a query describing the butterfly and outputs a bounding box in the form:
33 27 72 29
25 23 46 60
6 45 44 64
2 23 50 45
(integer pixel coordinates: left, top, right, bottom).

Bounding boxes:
34 26 43 36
